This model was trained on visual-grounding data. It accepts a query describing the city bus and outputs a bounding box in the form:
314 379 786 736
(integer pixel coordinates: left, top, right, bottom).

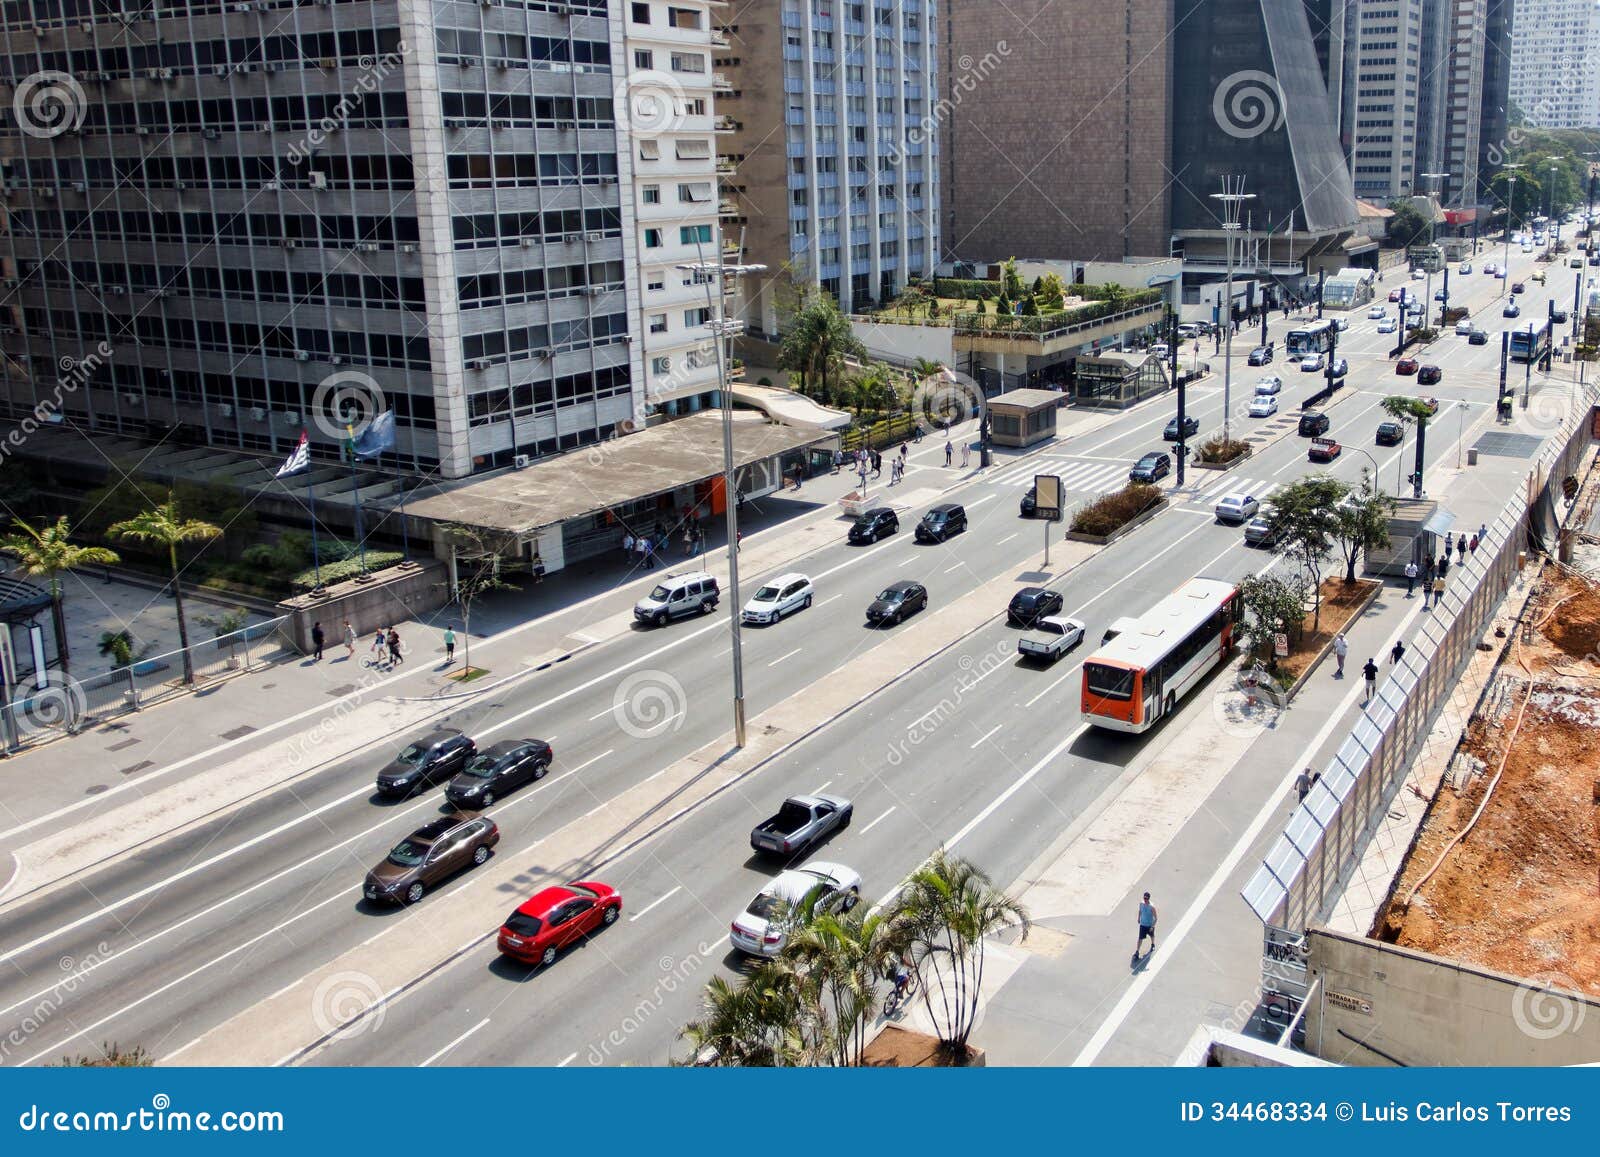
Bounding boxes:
1080 578 1241 733
1285 319 1335 356
1509 319 1552 364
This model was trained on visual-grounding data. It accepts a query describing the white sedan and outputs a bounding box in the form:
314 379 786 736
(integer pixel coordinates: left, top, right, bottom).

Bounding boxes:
1253 375 1282 395
1367 305 1387 319
729 860 861 957
1299 353 1325 372
1377 316 1398 333
1214 493 1261 523
1248 394 1279 418
740 572 814 624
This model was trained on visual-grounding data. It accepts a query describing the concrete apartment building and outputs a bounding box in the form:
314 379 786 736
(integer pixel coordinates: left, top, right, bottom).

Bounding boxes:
718 0 941 333
1478 0 1512 202
1348 0 1426 201
1440 0 1487 212
0 0 733 483
1508 0 1600 130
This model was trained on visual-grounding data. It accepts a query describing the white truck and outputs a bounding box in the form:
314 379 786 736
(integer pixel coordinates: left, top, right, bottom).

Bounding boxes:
1017 616 1086 664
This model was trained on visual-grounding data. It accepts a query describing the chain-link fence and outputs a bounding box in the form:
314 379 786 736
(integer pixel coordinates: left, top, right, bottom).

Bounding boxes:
2 615 289 750
1242 386 1598 939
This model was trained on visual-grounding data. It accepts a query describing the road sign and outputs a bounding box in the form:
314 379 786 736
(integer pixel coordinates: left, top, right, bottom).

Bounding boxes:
1274 632 1290 658
1034 474 1063 521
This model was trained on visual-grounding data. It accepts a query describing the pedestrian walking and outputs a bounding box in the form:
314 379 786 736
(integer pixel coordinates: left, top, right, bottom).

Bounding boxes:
622 531 634 561
1443 531 1453 556
1363 658 1379 703
371 628 387 665
900 441 909 460
735 529 742 553
1468 533 1479 555
683 529 693 557
1404 560 1418 597
1423 556 1436 584
1391 638 1406 666
871 450 881 479
1294 767 1313 802
311 621 325 661
1432 575 1447 608
1439 553 1451 578
1478 522 1488 543
1333 632 1348 678
387 628 403 666
443 626 456 664
1457 536 1467 562
944 439 953 466
343 620 357 659
1133 893 1158 964
961 441 971 467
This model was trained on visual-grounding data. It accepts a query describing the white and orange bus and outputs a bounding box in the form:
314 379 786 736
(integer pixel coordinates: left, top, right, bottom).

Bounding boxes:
1080 577 1240 732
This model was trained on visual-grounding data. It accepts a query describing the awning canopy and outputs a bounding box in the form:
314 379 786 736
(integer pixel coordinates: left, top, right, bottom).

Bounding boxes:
1422 509 1456 536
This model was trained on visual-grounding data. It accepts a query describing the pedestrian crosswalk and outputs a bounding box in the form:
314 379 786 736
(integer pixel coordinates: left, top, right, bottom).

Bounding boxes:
986 456 1132 493
1182 473 1281 506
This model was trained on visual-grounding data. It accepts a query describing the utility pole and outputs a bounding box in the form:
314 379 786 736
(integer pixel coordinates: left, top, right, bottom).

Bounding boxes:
1500 163 1522 295
1421 172 1447 326
1498 330 1512 421
1523 320 1534 408
1211 177 1254 448
1315 268 1325 319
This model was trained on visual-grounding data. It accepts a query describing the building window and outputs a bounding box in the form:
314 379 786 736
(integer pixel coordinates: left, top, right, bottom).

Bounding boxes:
649 313 669 333
652 355 672 375
639 139 660 161
643 185 662 204
645 228 664 247
670 52 707 73
684 306 712 327
678 182 713 202
647 273 666 292
680 224 713 244
632 3 651 24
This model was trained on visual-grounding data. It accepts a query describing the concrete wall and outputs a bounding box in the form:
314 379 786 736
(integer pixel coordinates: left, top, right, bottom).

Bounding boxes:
1304 927 1600 1066
277 561 450 654
849 320 954 369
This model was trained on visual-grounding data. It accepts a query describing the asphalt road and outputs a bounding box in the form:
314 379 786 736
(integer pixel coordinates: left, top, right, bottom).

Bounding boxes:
0 240 1574 1067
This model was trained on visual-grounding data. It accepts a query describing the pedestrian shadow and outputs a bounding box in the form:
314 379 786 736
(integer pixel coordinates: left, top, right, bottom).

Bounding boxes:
1129 949 1155 975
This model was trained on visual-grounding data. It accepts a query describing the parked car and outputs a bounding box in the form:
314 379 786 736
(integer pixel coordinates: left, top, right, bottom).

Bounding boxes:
1129 452 1171 483
1163 414 1200 440
741 573 814 624
1008 586 1065 628
1368 304 1387 319
1243 514 1279 547
1376 420 1404 447
1329 358 1348 379
496 881 622 966
866 580 928 626
847 507 898 544
1377 316 1398 333
1503 301 1521 318
750 794 853 857
1455 318 1475 335
1308 436 1342 463
1298 411 1330 437
1017 616 1086 664
1248 394 1279 418
444 739 552 809
1396 357 1419 375
729 861 861 957
1417 365 1443 386
915 503 968 543
1299 353 1325 372
364 813 499 905
1176 322 1201 339
1409 267 1425 280
1246 345 1274 366
1468 328 1489 345
375 729 477 798
1214 493 1260 523
634 572 720 626
1254 375 1283 395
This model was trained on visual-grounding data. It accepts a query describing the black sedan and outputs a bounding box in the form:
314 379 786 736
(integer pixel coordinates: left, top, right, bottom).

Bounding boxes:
1020 486 1037 517
848 507 898 544
444 738 553 808
1129 452 1171 483
1376 421 1404 447
866 581 928 626
375 729 477 798
1007 586 1064 628
1163 415 1199 441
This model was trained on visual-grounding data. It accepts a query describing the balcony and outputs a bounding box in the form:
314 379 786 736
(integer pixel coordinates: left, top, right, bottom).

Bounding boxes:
713 116 739 133
713 72 733 92
718 198 739 216
716 155 737 174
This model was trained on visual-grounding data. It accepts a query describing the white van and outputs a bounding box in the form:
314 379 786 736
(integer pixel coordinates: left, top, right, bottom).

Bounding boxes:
634 572 720 626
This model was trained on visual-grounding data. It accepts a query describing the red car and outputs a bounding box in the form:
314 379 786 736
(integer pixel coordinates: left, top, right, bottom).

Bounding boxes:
496 881 622 966
1388 288 1402 302
1395 357 1419 375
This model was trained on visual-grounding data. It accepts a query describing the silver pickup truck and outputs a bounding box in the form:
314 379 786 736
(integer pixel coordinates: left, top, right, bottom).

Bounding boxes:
749 794 853 856
1017 616 1086 664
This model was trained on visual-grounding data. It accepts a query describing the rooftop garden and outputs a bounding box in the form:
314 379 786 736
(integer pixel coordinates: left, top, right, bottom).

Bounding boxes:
861 260 1163 334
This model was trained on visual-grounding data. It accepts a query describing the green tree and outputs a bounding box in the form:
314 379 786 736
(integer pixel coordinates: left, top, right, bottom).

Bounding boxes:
108 497 223 684
1237 573 1309 665
785 907 909 1067
678 968 809 1067
1382 395 1437 499
1333 472 1396 583
1386 199 1430 247
53 1043 153 1067
894 849 1029 1057
97 629 134 670
439 523 514 674
0 516 121 674
912 357 945 381
1019 295 1039 316
777 289 867 406
1039 272 1068 310
1268 476 1346 628
1001 257 1025 299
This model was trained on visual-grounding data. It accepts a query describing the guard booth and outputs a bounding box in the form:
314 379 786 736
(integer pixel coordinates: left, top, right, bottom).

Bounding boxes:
1364 497 1452 576
986 388 1061 449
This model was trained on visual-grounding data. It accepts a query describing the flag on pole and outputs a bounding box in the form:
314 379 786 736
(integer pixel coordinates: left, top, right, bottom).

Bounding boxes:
276 430 310 477
352 411 396 459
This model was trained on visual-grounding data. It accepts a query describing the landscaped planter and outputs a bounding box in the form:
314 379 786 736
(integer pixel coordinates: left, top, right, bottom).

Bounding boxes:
1191 453 1251 472
860 1025 987 1068
1254 578 1384 703
1066 497 1168 545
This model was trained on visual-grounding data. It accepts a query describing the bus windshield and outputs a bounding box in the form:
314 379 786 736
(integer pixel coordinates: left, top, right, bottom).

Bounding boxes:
1084 663 1135 701
1286 321 1334 356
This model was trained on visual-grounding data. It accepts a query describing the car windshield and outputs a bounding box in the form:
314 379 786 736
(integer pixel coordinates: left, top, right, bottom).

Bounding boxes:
924 512 945 524
395 744 426 766
387 839 428 867
1139 455 1159 467
462 753 498 779
876 588 904 603
854 514 877 527
503 912 543 937
752 585 780 602
646 585 672 602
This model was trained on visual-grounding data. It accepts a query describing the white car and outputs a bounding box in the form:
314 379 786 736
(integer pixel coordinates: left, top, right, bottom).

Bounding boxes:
1377 316 1398 333
1248 394 1279 418
729 860 861 957
1214 493 1261 523
1367 305 1386 319
1254 375 1282 395
1455 318 1475 335
1459 263 1472 275
741 572 814 625
1333 317 1349 331
1483 263 1498 275
1151 342 1170 358
1299 353 1325 372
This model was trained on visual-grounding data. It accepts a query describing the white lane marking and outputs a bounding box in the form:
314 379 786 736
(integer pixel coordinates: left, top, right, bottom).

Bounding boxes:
815 594 844 609
812 780 833 793
944 563 965 574
860 807 896 834
420 1018 490 1067
996 533 1019 546
969 725 1001 749
767 648 803 667
557 1052 579 1067
628 885 682 922
1070 598 1430 1066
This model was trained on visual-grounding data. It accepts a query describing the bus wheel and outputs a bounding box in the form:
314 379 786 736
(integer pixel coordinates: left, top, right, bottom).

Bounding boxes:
1164 693 1176 719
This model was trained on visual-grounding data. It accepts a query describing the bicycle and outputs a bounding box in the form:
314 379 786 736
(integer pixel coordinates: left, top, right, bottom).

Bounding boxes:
883 968 919 1017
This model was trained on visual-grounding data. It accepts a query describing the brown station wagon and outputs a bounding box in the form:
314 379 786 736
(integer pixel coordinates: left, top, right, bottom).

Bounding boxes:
363 812 500 905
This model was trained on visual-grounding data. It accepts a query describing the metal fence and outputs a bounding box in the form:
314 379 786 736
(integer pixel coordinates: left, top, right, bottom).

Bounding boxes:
1242 385 1599 947
3 615 289 750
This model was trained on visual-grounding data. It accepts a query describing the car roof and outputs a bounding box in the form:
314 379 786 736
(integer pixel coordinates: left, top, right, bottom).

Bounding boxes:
415 728 464 746
513 885 581 917
659 571 715 584
862 507 893 518
1037 616 1083 631
408 815 469 843
1218 493 1253 503
884 580 919 593
763 571 810 587
1138 451 1166 462
1015 586 1046 598
928 503 962 514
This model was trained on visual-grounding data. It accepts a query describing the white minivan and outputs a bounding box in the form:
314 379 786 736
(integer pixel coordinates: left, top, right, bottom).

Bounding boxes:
634 572 720 626
741 573 814 625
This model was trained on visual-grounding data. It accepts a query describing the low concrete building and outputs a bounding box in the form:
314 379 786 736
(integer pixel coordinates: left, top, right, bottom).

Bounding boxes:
1073 351 1170 409
986 389 1061 449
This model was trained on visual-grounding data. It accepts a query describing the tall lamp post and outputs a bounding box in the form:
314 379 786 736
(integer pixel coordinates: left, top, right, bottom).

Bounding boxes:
1211 178 1254 448
1148 272 1184 485
1500 162 1522 295
1420 171 1448 323
1548 159 1563 252
679 252 766 750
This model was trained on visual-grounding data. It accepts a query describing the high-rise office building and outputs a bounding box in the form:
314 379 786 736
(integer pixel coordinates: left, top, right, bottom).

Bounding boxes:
1348 0 1426 201
1508 0 1600 130
0 2 677 482
1478 0 1512 203
1441 0 1488 211
720 0 941 333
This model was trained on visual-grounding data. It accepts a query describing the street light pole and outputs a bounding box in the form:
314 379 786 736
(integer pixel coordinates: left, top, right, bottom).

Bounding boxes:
1421 171 1447 325
1500 163 1522 295
1211 178 1254 449
1523 320 1534 407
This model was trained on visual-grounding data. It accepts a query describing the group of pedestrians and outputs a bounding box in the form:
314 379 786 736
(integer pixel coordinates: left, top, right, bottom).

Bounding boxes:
309 620 361 662
622 524 676 571
364 626 405 668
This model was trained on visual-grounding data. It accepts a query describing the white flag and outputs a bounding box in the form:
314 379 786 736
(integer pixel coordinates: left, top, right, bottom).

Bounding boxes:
276 430 310 477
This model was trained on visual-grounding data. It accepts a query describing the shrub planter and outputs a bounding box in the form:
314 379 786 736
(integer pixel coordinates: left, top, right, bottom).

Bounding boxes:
861 1025 987 1068
1252 578 1384 703
1191 452 1250 472
1066 496 1168 545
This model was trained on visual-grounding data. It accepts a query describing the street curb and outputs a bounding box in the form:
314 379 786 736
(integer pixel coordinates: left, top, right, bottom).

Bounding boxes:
388 641 599 703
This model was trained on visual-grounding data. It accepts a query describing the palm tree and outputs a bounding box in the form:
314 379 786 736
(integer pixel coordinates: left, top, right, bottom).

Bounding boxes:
109 497 223 684
0 516 120 675
911 357 945 381
777 289 867 406
785 907 908 1066
893 849 1030 1057
678 968 810 1067
1381 395 1436 498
